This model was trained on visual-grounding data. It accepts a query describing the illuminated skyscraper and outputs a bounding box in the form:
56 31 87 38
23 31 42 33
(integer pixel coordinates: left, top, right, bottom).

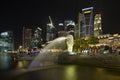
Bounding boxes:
46 16 57 41
82 7 94 37
23 28 32 48
94 14 102 37
76 12 82 38
0 31 14 52
64 20 75 37
58 23 68 37
46 23 57 41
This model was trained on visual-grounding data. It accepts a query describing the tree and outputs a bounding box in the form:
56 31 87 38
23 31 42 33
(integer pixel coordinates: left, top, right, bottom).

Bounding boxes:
73 38 88 53
87 36 99 45
73 38 81 52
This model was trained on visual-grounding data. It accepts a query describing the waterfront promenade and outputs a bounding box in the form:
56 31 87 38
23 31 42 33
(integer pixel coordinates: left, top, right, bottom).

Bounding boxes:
1 52 120 80
1 51 120 69
15 52 120 69
58 53 120 69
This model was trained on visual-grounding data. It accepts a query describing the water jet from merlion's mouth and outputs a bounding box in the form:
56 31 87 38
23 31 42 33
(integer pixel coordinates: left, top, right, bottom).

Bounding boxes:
29 35 75 68
29 36 66 68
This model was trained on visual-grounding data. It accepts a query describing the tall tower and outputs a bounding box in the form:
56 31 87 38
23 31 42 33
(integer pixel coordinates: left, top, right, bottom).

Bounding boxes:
58 23 68 37
24 28 32 48
77 12 82 38
82 7 94 38
46 16 57 41
94 14 102 37
64 20 75 38
0 31 14 52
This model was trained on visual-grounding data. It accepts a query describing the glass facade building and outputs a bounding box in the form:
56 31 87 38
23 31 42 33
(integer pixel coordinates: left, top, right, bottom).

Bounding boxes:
64 20 75 37
46 23 57 41
0 31 14 52
82 7 94 37
23 28 32 48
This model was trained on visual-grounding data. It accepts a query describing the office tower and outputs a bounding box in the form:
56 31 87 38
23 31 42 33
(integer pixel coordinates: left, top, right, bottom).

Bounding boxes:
64 20 75 37
58 23 67 37
76 12 82 38
0 31 14 52
58 23 64 31
23 28 32 48
82 7 94 38
46 23 57 41
31 27 43 48
94 14 102 37
46 23 51 41
46 16 57 41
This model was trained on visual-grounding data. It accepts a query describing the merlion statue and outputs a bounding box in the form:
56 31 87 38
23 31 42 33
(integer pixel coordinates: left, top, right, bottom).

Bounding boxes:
66 35 75 54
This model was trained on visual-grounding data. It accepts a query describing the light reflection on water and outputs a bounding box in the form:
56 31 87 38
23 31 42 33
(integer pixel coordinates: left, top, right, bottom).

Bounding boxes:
1 53 120 80
62 65 120 80
0 53 31 70
16 61 30 69
63 65 77 80
10 65 120 80
0 53 12 69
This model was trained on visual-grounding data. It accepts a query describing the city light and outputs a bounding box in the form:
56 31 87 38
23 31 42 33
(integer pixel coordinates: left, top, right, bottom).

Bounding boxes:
82 7 93 11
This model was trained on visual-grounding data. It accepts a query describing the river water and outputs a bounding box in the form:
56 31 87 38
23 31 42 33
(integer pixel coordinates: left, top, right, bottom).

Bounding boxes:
1 53 120 80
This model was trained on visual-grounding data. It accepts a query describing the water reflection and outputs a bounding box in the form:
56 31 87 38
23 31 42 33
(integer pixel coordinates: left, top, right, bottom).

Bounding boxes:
0 53 31 70
0 53 12 69
1 54 120 80
64 65 77 80
8 65 120 80
16 61 30 69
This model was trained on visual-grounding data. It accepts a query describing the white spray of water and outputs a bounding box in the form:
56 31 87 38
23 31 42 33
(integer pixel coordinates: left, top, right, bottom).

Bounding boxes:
29 35 75 68
29 36 67 68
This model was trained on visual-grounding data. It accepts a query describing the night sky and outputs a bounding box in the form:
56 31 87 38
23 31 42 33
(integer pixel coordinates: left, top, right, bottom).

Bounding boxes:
0 0 119 47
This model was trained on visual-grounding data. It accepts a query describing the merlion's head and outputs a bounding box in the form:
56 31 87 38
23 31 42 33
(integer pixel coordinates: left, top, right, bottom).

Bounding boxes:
66 35 74 54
